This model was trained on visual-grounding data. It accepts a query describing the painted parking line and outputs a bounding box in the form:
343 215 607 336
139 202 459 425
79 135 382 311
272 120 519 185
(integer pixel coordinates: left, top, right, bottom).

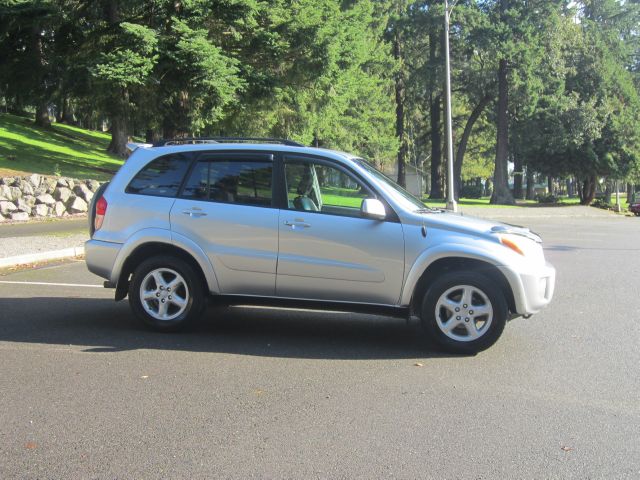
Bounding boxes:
0 280 103 288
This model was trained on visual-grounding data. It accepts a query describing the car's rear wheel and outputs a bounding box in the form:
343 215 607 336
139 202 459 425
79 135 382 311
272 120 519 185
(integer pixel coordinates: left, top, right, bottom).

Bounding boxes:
420 271 507 354
128 256 205 331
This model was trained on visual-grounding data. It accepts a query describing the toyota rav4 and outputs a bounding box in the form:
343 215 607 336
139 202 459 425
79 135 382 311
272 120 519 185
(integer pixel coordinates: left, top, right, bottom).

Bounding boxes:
85 138 555 353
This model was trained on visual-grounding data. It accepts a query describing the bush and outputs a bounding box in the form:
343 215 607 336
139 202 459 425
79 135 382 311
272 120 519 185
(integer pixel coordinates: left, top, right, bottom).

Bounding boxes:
591 198 613 210
536 194 559 204
460 184 484 199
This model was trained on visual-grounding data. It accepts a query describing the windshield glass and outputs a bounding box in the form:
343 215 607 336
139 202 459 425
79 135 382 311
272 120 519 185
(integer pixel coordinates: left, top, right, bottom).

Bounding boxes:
355 159 430 212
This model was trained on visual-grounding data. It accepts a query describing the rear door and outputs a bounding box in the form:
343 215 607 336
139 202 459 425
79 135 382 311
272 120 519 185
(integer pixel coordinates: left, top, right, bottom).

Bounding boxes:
170 151 279 296
275 155 405 305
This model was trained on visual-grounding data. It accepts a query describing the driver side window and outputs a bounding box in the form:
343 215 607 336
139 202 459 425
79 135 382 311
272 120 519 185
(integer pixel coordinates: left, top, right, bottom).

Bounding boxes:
284 158 372 217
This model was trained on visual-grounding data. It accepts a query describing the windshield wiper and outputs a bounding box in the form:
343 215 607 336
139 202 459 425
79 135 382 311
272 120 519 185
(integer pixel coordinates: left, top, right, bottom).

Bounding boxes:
415 207 444 213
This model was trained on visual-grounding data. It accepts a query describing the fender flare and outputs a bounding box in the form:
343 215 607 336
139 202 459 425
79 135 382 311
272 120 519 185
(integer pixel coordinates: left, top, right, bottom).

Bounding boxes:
399 243 523 308
110 228 220 294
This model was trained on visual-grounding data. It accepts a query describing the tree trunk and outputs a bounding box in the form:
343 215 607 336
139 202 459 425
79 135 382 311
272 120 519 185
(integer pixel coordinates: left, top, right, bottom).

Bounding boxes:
579 176 596 205
34 101 51 128
525 168 535 200
627 183 635 204
394 31 407 188
32 24 50 128
107 88 129 157
145 129 161 144
61 96 75 124
490 57 514 204
55 101 63 123
454 94 492 200
107 114 128 157
513 156 523 199
547 176 554 196
604 181 611 204
525 167 536 200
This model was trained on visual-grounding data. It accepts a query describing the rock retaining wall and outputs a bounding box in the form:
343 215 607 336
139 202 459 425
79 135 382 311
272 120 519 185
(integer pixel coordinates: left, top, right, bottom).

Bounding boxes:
0 174 103 222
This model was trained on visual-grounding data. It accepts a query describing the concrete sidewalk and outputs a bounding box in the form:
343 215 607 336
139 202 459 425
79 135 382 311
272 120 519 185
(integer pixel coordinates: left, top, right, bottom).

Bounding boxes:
0 216 89 268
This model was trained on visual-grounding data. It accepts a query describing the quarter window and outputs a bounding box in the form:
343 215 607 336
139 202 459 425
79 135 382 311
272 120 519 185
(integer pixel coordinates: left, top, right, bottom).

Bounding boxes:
182 158 273 207
126 153 191 197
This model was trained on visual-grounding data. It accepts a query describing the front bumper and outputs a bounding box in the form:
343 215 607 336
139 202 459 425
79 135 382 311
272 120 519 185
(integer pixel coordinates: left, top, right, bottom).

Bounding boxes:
85 239 122 282
499 261 556 316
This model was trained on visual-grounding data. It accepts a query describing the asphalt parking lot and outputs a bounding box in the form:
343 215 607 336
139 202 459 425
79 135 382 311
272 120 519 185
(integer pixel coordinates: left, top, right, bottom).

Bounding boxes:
1 214 639 479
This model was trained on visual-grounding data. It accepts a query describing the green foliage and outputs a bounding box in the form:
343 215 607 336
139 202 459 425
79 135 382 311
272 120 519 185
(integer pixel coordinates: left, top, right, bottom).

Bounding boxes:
158 17 243 134
519 1 640 183
222 0 398 162
92 23 158 88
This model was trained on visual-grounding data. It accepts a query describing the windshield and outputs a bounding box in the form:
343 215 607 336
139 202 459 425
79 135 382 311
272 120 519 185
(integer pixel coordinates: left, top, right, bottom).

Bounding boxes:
355 159 430 212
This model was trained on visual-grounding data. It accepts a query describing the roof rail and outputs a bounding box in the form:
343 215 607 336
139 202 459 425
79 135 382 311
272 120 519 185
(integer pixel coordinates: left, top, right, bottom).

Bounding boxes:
152 137 305 147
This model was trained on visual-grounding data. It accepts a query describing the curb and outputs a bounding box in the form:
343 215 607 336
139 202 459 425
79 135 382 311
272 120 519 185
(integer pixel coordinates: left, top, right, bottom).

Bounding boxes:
0 246 85 269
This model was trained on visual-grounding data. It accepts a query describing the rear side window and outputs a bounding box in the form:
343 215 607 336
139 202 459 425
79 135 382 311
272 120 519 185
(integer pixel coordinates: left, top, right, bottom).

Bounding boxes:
126 153 192 197
182 158 273 207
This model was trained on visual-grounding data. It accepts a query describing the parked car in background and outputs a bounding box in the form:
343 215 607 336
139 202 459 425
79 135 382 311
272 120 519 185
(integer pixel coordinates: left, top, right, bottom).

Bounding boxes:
629 200 640 216
86 138 555 353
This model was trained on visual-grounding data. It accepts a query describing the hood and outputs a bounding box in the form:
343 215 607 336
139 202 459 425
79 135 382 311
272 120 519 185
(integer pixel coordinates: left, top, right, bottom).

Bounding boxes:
404 210 541 243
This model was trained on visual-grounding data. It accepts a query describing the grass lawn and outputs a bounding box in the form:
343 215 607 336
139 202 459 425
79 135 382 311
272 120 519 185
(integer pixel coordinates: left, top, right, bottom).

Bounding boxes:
0 113 123 180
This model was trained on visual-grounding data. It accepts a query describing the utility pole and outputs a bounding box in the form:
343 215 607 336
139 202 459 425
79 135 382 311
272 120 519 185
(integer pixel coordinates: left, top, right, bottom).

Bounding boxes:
444 0 457 212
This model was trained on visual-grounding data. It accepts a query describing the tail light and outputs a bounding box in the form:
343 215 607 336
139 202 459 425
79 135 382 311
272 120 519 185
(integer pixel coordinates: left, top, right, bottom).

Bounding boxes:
94 196 107 232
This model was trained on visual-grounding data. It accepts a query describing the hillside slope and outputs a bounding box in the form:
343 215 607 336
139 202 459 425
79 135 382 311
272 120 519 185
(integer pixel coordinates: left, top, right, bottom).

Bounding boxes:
0 114 123 180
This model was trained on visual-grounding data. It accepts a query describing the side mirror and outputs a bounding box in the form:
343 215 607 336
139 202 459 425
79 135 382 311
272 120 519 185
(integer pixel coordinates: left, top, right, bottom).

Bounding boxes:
361 198 386 221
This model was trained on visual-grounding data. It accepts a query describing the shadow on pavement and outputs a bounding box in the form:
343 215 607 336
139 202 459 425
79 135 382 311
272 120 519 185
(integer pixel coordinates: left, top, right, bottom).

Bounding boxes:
0 296 456 360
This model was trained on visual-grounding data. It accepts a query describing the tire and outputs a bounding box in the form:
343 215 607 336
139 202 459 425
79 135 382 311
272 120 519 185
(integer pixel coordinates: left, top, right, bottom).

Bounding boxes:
420 271 508 354
128 255 206 332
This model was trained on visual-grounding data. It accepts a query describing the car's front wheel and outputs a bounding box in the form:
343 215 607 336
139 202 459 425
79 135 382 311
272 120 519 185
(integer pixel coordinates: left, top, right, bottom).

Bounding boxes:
128 256 205 331
420 271 508 354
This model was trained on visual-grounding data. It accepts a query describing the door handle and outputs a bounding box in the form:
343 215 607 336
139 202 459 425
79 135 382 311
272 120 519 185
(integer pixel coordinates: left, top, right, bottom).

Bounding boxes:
182 209 207 218
284 220 311 229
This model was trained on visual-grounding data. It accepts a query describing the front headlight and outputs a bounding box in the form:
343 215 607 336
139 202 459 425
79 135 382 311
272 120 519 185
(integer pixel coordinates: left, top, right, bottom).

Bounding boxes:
498 234 546 264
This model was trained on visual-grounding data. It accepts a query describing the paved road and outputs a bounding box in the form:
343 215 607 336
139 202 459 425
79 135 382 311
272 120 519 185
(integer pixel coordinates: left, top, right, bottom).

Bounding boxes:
0 215 639 479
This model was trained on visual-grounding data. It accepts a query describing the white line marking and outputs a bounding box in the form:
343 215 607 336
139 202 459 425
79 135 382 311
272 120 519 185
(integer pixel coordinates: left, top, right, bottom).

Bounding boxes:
0 280 103 288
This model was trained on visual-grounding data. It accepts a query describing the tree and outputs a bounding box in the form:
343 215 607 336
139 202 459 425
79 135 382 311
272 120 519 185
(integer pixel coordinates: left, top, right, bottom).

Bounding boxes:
0 0 62 126
91 15 158 156
388 0 412 186
520 1 640 204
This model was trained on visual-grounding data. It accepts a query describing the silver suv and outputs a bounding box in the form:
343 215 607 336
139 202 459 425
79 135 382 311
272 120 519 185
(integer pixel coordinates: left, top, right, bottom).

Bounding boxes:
85 138 555 353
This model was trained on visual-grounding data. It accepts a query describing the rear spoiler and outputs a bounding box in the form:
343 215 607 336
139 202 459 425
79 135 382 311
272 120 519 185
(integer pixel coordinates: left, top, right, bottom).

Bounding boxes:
125 142 153 156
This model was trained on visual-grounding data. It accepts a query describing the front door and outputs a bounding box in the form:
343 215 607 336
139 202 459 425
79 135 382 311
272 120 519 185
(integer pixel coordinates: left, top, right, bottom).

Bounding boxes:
276 155 405 305
170 152 279 296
